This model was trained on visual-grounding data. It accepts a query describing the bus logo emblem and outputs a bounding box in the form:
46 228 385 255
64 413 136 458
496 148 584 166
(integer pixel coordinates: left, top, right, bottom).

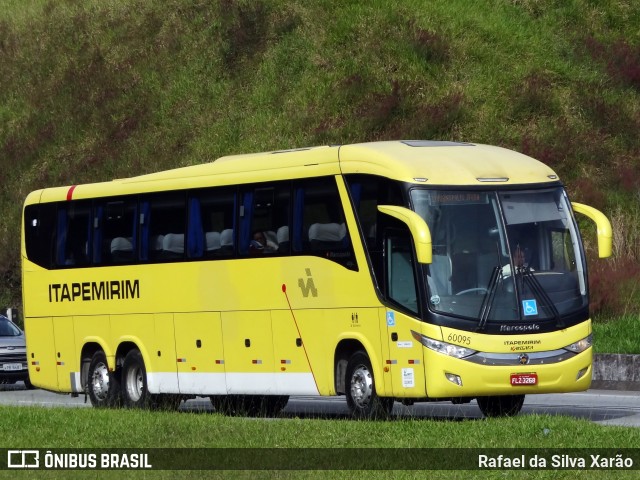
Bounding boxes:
298 269 318 297
518 354 530 365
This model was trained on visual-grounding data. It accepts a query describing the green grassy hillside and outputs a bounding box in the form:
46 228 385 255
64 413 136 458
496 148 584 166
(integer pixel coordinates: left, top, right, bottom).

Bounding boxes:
2 0 639 321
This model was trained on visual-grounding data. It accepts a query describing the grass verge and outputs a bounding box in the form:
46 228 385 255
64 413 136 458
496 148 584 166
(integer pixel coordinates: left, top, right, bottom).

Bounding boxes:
0 405 638 479
592 314 640 354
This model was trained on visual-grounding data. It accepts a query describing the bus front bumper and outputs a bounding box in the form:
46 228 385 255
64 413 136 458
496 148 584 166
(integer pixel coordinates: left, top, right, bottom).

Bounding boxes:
423 347 592 398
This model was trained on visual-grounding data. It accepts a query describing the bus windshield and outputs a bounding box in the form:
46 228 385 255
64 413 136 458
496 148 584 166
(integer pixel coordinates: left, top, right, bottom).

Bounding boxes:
410 187 587 325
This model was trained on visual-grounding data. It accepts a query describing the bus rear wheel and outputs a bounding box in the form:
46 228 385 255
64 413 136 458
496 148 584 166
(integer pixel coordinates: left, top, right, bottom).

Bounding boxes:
87 350 121 408
345 351 393 419
477 395 525 417
121 349 154 409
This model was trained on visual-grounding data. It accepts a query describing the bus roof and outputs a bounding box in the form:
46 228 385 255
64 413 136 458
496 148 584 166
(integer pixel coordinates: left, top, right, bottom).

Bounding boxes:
28 140 560 203
338 140 558 185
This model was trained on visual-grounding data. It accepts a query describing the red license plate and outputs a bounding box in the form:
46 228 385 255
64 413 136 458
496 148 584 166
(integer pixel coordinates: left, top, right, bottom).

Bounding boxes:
510 373 538 386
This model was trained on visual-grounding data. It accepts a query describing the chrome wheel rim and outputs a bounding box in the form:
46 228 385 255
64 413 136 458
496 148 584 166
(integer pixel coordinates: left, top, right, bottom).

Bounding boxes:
350 364 373 409
126 365 144 402
91 362 110 401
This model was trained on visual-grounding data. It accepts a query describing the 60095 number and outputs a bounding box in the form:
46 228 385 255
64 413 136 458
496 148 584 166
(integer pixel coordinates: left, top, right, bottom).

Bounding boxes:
447 333 472 345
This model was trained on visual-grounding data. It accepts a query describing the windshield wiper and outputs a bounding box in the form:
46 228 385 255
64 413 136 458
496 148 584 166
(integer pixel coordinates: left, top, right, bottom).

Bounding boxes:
520 266 564 328
476 265 502 332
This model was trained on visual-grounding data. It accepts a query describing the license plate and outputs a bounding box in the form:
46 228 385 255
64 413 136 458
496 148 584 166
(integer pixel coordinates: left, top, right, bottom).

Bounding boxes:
2 363 23 372
510 373 538 386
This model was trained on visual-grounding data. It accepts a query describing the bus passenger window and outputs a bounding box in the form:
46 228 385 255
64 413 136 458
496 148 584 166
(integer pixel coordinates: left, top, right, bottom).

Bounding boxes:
57 202 92 267
240 183 290 256
295 177 356 270
194 187 236 258
142 193 186 261
102 200 138 264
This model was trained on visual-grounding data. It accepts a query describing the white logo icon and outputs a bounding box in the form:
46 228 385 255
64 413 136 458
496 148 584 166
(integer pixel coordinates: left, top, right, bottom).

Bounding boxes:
8 450 40 469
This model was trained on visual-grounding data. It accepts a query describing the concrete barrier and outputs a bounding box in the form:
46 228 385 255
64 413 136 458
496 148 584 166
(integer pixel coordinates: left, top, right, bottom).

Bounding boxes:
592 354 640 391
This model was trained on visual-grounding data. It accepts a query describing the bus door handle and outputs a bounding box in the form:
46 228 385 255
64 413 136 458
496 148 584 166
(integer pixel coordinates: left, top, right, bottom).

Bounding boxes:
391 332 398 342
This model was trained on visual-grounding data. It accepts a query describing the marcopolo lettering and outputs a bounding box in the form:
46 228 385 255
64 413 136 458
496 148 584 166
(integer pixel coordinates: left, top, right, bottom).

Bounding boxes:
48 280 140 303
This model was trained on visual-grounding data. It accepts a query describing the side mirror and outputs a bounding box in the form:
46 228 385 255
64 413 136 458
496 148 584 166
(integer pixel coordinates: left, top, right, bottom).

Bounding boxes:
571 202 613 258
377 205 432 264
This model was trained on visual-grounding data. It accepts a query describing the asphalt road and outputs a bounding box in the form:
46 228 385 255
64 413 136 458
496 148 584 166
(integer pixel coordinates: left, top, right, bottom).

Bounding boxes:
1 382 639 427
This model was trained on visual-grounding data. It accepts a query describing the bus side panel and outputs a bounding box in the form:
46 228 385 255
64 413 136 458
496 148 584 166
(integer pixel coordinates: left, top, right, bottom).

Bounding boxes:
174 312 226 395
381 310 427 398
271 309 319 395
25 317 58 391
376 307 393 396
149 313 179 394
222 311 275 394
53 316 79 392
296 308 384 397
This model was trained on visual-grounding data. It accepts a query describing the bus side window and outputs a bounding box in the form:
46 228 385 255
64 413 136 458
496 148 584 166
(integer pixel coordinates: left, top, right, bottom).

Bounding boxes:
102 199 138 264
239 183 290 256
56 201 92 267
24 203 57 269
142 193 186 261
294 177 357 270
345 174 404 250
196 187 236 258
385 228 419 315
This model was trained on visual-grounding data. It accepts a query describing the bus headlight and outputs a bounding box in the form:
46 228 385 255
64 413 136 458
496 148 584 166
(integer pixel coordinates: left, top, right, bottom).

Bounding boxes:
411 331 477 359
563 334 592 353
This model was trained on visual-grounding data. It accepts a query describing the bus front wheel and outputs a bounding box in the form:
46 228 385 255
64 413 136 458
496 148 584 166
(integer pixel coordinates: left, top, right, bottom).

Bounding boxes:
345 351 393 419
121 350 153 409
477 395 525 417
87 350 121 408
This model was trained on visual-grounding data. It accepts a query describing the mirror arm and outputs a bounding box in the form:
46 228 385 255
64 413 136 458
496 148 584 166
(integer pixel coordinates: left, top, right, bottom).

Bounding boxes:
571 202 612 258
377 205 432 264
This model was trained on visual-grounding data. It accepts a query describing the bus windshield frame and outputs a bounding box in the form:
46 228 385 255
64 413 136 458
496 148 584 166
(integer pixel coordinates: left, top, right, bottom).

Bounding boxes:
408 186 589 333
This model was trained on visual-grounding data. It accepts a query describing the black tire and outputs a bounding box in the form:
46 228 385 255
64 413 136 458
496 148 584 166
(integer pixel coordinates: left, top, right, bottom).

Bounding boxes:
345 351 393 419
477 395 525 417
121 350 153 409
23 376 35 390
87 350 121 408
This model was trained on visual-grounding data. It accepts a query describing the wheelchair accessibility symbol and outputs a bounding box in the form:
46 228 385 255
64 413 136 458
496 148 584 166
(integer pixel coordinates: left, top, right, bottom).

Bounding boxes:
522 299 538 316
386 311 396 327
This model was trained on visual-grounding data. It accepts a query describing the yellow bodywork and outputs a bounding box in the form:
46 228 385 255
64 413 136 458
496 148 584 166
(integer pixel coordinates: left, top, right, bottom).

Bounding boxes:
21 141 604 399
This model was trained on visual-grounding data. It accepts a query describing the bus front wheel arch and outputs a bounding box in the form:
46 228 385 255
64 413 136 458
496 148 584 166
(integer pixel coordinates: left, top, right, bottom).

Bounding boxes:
87 350 121 408
345 350 393 419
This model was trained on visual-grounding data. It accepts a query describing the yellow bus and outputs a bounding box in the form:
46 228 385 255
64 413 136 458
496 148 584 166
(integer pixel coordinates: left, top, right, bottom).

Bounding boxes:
21 140 612 418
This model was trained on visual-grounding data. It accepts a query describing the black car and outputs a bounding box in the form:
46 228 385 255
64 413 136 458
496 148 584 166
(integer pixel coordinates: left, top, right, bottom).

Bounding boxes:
0 315 32 388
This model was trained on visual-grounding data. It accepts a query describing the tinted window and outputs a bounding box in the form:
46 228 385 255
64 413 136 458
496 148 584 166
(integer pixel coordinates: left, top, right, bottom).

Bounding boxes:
141 193 186 261
240 183 290 255
100 199 138 264
24 203 57 269
56 201 92 267
294 177 356 270
0 318 21 336
194 187 236 257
